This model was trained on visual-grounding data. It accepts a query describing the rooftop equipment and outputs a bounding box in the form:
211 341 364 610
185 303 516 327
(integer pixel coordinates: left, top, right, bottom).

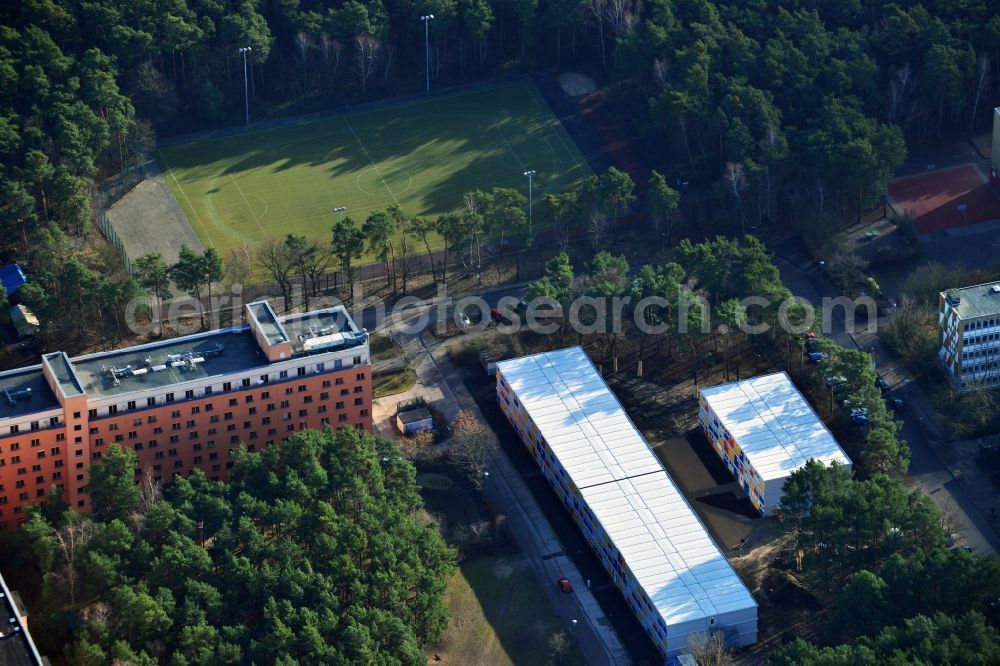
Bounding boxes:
2 388 31 406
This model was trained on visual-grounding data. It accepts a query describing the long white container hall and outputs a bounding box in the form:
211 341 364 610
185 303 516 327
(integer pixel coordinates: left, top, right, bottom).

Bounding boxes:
496 347 757 659
698 372 852 515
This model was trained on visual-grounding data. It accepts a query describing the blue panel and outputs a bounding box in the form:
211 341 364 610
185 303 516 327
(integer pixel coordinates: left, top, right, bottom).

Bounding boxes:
0 264 25 294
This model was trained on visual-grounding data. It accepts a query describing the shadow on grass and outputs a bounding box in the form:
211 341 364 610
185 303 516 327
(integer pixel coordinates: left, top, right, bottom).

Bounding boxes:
429 554 588 665
419 464 585 665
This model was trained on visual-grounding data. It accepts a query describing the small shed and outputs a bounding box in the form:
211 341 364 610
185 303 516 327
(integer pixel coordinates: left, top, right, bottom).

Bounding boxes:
479 350 497 376
396 406 433 435
10 305 38 339
0 265 26 295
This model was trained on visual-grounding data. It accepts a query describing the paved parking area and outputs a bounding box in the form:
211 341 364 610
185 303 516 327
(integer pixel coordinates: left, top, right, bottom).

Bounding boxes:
652 433 762 552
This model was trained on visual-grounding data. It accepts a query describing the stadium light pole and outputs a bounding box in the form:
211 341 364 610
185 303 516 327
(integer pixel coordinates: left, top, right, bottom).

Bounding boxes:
334 206 347 222
420 15 434 94
523 170 536 245
239 46 252 126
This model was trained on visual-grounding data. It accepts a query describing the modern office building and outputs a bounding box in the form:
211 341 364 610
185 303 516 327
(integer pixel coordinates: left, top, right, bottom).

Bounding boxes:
496 347 757 659
0 301 371 530
0 569 46 665
940 281 1000 390
699 373 851 516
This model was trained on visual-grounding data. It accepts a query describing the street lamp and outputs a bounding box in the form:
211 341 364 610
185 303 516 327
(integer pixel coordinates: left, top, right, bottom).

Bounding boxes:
571 619 578 641
524 170 536 244
420 15 434 94
238 47 252 126
818 260 825 291
334 206 347 222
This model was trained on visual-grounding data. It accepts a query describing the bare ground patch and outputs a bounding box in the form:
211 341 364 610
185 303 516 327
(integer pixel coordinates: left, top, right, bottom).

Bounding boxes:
557 72 598 97
105 158 204 265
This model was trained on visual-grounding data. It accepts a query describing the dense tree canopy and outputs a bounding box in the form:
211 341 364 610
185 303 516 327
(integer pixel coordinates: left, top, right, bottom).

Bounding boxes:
775 458 1000 662
1 0 996 345
772 611 1000 665
20 428 455 664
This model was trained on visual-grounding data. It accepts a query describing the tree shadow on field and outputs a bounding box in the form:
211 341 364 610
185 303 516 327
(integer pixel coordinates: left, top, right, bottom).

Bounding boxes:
158 86 584 217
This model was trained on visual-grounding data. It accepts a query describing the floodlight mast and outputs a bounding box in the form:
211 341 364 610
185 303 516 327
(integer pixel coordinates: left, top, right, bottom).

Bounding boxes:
239 47 252 126
334 206 347 222
524 170 536 244
420 15 434 94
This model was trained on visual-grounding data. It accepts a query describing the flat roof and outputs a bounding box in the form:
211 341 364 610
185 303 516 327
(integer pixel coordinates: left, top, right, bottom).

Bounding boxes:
582 473 756 624
943 281 1000 320
699 372 851 484
42 352 84 398
397 407 432 424
72 328 266 400
247 301 288 345
496 347 755 631
284 309 358 354
0 303 367 413
496 347 662 488
0 569 44 665
0 367 59 419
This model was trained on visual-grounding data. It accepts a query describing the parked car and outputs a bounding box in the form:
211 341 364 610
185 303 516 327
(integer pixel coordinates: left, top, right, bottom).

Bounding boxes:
490 307 510 325
889 397 905 411
515 300 529 315
876 375 890 392
556 576 572 593
456 312 472 331
808 352 828 364
851 407 870 425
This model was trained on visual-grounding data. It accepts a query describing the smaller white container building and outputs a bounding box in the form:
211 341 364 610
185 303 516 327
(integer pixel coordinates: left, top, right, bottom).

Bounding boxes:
497 347 757 659
698 372 851 515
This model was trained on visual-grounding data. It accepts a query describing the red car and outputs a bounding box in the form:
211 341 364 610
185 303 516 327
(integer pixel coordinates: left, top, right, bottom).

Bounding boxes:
490 307 510 324
556 576 572 593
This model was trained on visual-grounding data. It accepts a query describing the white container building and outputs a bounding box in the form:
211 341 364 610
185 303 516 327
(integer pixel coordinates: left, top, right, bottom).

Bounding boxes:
496 347 757 659
698 372 852 515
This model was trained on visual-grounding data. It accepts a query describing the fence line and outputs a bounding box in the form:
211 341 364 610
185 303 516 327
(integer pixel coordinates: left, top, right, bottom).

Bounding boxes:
97 214 132 276
92 163 144 275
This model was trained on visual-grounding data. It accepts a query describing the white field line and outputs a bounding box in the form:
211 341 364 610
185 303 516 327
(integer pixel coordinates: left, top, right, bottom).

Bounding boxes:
158 152 213 246
202 200 225 234
228 174 268 239
496 125 527 171
523 81 586 171
344 116 399 206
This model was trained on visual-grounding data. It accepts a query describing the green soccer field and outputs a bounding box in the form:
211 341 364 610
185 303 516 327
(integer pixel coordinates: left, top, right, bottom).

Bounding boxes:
155 81 592 255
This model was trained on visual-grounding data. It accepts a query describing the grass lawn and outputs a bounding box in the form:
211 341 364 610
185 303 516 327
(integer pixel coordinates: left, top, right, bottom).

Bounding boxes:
430 555 586 666
369 333 399 361
155 81 591 256
373 367 417 397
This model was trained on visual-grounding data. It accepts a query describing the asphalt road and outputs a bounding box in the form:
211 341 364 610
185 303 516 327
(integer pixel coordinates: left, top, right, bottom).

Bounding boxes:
369 284 632 665
770 235 999 554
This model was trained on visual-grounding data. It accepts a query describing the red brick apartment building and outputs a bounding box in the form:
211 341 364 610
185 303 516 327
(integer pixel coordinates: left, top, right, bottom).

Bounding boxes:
0 300 372 530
